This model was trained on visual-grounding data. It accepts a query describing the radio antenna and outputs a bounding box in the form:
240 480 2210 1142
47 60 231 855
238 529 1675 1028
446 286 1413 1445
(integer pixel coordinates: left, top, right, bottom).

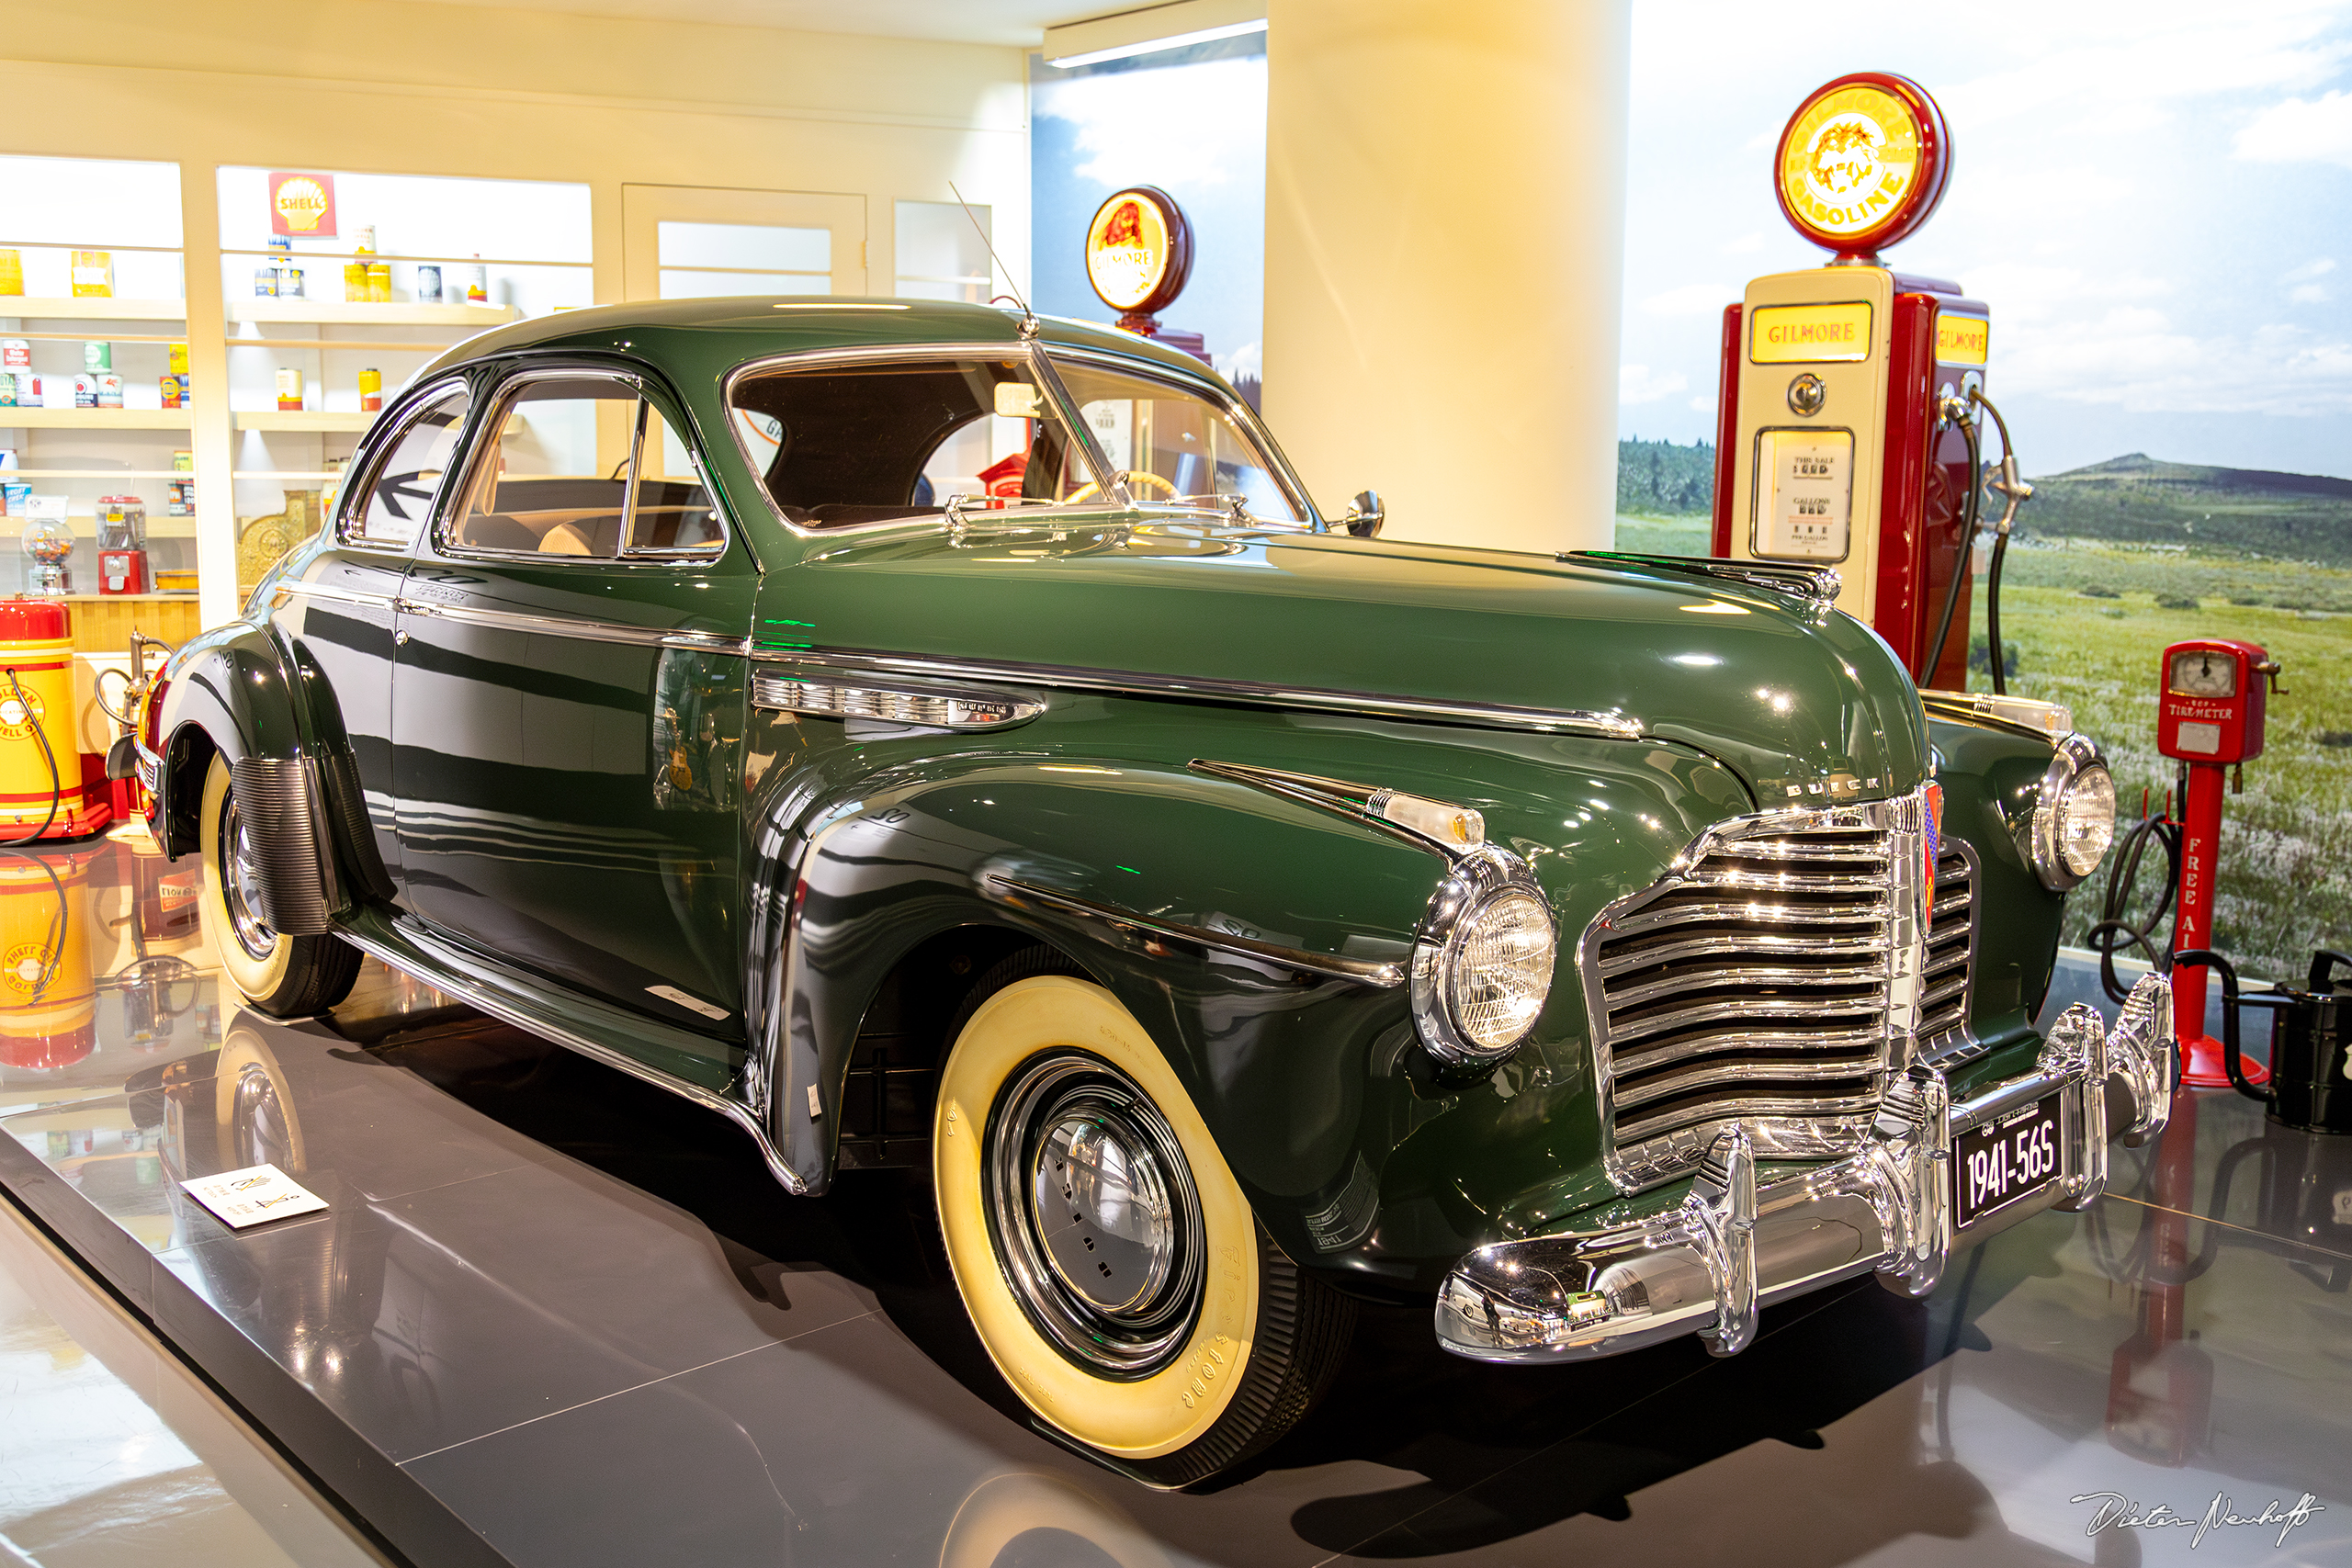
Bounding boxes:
949 182 1036 337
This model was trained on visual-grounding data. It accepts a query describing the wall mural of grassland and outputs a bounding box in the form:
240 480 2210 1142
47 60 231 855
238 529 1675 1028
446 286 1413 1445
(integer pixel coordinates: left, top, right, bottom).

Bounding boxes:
1615 438 2351 982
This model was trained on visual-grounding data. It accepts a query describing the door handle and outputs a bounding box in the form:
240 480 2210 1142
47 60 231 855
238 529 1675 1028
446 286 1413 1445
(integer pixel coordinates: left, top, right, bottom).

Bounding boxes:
394 629 411 647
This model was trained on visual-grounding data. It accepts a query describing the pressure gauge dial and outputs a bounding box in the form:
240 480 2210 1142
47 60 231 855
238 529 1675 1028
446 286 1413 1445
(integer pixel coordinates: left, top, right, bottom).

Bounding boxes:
2167 649 2237 698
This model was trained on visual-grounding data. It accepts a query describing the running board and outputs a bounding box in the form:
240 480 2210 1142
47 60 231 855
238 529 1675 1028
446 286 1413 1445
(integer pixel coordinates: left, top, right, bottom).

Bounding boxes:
334 909 806 1195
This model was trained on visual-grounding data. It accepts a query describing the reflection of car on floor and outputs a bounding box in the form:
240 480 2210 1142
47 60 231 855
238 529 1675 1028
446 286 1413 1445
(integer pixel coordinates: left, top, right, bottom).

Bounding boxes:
132 298 2173 1483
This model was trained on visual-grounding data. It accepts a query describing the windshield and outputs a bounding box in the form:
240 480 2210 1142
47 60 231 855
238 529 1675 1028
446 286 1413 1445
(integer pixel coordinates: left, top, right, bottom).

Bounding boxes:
725 347 1306 529
1046 357 1306 523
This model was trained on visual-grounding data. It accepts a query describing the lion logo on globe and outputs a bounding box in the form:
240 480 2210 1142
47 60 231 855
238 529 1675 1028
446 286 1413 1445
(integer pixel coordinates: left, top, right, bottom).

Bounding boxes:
1807 118 1884 198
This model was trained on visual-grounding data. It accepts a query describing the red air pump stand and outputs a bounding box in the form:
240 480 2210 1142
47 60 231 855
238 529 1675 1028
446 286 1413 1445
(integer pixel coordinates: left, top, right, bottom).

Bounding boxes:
2156 638 2284 1088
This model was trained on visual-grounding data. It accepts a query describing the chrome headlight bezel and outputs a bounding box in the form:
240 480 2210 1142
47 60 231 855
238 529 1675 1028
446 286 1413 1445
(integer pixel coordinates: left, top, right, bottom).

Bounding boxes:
2024 732 2116 892
1410 845 1558 1065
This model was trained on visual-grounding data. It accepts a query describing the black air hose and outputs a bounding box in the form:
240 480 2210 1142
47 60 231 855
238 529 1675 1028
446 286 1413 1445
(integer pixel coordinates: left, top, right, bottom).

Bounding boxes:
2079 807 2183 1005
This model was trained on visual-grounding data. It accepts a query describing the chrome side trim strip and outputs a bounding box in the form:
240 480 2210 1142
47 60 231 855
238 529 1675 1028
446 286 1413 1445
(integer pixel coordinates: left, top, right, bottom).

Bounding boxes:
274 580 386 611
751 672 1042 730
982 874 1405 989
398 596 752 654
1187 759 1486 854
757 647 1645 741
334 921 808 1196
279 579 752 654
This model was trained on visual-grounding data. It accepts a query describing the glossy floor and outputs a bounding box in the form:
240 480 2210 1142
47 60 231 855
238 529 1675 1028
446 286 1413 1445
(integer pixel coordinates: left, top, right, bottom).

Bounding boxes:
0 835 2345 1565
0 1191 390 1566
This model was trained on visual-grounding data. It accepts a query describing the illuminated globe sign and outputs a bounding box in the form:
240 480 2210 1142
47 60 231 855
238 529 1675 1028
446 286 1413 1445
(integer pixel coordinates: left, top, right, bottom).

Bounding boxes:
1083 186 1193 331
1774 73 1951 260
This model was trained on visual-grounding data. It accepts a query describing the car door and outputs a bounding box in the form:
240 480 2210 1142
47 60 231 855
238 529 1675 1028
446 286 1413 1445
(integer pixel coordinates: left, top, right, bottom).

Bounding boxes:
271 378 473 895
390 360 754 1060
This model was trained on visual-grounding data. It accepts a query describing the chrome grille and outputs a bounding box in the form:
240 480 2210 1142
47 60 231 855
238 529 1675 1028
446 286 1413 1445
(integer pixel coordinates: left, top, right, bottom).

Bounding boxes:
1919 842 1975 1046
1583 791 1936 1191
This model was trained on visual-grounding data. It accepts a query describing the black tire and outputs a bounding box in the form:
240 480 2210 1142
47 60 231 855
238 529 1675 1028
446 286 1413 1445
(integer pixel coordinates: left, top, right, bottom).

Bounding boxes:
198 753 361 1018
933 946 1354 1486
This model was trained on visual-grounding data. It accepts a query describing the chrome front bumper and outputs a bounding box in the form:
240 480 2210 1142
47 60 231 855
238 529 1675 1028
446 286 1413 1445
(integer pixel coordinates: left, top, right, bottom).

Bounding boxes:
1436 975 2174 1362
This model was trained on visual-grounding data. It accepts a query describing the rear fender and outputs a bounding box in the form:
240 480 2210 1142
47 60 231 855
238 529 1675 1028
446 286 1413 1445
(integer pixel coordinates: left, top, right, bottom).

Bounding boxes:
152 618 389 927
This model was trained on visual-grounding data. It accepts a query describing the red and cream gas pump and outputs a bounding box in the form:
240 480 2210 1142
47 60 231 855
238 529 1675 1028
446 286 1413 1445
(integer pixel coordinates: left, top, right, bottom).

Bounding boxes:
1712 73 2024 692
2158 637 2285 1087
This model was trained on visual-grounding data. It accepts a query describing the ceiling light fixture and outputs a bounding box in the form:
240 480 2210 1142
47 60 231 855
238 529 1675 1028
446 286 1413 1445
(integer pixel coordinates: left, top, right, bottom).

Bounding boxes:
1046 17 1266 69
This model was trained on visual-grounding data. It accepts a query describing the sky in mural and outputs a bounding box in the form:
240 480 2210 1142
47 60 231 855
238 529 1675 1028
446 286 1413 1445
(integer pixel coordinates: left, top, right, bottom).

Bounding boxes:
1620 0 2352 479
1029 35 1267 399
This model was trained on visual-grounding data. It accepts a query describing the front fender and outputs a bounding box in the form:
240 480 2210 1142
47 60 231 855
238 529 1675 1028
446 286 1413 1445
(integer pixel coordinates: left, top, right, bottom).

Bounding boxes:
752 756 1436 1207
741 701 1752 1291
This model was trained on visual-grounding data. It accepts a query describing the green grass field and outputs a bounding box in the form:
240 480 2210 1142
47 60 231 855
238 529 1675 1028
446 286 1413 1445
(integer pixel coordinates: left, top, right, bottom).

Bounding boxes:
1990 545 2350 981
1609 515 2349 980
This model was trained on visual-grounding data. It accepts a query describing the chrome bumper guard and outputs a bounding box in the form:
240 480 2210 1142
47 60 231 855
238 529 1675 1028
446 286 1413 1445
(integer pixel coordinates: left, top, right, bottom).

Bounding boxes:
1436 975 2174 1362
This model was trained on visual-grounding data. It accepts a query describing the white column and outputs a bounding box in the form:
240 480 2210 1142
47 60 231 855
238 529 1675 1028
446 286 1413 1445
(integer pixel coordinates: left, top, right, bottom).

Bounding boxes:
1263 0 1629 553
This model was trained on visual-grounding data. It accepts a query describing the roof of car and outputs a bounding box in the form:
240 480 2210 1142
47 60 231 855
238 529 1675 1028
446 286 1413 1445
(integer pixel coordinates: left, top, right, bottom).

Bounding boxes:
422 296 1229 390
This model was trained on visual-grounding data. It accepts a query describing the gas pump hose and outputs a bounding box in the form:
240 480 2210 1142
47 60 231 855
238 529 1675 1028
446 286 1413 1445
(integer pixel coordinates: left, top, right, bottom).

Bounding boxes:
1922 407 1983 688
0 666 71 1001
0 668 62 849
1922 389 2025 694
1973 391 2022 696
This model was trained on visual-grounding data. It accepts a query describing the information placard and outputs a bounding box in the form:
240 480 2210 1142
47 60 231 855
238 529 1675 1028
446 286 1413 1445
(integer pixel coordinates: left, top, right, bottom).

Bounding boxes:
182 1163 328 1229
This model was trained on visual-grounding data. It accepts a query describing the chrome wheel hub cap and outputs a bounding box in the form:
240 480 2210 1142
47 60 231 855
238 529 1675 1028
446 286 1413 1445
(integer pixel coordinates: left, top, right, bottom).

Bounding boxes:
987 1053 1204 1376
221 796 276 962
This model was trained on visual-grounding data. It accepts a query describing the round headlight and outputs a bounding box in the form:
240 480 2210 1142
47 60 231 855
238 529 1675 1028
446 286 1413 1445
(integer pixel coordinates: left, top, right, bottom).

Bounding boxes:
2028 735 2116 890
1451 891 1556 1052
2055 762 2116 878
1412 855 1558 1065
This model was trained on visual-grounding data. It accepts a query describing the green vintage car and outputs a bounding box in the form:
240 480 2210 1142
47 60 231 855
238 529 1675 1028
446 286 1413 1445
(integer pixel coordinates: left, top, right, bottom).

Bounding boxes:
136 299 2172 1485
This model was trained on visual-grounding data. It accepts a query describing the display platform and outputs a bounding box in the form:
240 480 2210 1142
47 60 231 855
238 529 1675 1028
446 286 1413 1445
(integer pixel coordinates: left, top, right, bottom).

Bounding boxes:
4 941 2347 1565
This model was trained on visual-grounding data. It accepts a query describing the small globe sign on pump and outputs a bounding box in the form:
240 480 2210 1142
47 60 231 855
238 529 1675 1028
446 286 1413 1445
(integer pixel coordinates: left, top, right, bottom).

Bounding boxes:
1773 73 1952 262
1083 186 1194 336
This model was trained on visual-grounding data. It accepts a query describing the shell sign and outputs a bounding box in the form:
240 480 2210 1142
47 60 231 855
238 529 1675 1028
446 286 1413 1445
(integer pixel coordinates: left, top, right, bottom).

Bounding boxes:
269 172 338 238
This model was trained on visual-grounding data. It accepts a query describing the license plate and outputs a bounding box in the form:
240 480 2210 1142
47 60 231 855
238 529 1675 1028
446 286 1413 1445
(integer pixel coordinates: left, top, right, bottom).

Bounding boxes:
1953 1094 2064 1229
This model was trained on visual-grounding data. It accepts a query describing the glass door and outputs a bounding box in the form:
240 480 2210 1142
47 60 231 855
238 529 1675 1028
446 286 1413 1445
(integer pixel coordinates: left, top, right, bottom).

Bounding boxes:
619 186 865 302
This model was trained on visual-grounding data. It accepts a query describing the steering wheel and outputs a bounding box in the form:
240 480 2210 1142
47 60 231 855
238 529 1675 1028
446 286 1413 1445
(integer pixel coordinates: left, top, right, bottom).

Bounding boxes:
1065 470 1178 505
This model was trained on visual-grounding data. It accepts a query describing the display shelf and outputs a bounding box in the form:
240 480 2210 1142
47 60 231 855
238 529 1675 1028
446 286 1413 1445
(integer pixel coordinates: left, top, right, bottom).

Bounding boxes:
1 469 187 479
3 329 187 345
228 299 514 328
232 469 337 480
0 297 188 321
0 407 194 429
43 516 198 539
222 246 591 270
232 410 375 432
230 337 456 353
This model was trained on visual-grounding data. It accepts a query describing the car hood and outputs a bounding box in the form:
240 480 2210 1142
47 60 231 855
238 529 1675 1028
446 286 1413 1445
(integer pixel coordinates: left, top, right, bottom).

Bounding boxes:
769 521 1931 805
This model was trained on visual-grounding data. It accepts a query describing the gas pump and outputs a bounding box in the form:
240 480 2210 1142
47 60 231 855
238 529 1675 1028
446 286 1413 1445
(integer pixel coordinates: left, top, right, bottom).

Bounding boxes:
2156 637 2285 1087
1710 73 2024 692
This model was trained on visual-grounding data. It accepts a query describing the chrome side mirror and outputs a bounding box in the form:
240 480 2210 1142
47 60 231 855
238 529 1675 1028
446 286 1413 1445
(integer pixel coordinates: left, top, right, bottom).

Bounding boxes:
1342 490 1384 538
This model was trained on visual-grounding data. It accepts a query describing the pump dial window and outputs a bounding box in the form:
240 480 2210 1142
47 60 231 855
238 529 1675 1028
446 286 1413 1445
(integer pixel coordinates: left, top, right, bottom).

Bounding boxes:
2167 650 2237 698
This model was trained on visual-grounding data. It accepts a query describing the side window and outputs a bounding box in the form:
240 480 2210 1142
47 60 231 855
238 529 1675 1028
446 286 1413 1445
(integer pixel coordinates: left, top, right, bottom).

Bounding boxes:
627 401 722 554
341 387 470 549
450 376 639 558
448 376 726 559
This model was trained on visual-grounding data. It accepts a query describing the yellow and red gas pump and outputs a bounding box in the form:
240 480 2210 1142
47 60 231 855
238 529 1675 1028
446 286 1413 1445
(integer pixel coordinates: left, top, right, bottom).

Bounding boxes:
1711 73 2024 693
0 598 111 840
